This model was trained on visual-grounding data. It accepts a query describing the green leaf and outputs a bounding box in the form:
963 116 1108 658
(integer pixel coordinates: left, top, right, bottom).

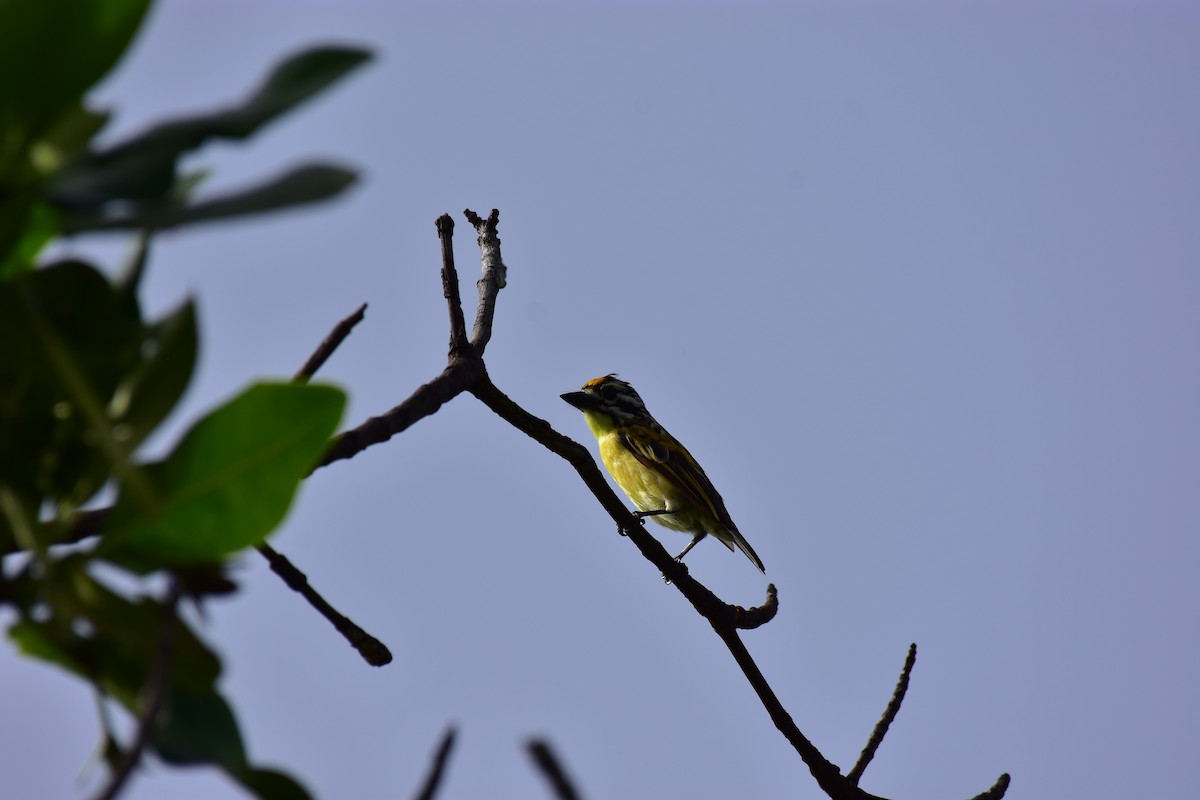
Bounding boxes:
8 620 78 672
110 298 199 451
0 103 108 272
152 688 248 767
62 163 359 233
9 572 311 800
49 148 180 209
153 690 315 800
0 260 145 505
6 559 222 701
121 45 372 150
214 45 373 137
30 105 111 174
0 200 60 278
0 0 150 146
233 767 315 800
46 45 371 212
99 382 345 570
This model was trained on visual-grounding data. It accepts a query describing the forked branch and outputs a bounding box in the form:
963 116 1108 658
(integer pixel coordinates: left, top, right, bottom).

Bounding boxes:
436 211 1006 800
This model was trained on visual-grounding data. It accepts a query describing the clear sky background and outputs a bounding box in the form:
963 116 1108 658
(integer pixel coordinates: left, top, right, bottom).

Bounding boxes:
3 1 1198 798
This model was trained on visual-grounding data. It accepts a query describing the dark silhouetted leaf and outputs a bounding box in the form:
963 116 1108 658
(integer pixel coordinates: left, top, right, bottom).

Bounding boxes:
111 299 198 451
0 260 144 505
153 688 247 767
63 164 358 233
47 45 371 212
0 199 58 278
233 767 315 800
153 689 315 800
0 0 149 143
6 559 221 702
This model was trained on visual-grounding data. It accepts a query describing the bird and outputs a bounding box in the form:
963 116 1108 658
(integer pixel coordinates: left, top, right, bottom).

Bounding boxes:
561 374 765 573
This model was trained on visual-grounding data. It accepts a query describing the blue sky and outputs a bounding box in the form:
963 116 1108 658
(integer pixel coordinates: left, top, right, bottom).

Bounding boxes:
3 1 1198 798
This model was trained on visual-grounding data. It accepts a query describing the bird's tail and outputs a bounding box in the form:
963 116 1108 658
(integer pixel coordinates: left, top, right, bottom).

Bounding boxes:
726 525 766 573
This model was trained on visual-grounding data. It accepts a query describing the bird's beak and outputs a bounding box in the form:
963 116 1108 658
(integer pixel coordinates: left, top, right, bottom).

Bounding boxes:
560 391 597 411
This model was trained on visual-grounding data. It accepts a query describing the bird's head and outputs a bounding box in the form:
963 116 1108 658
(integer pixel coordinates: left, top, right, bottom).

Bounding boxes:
561 374 650 434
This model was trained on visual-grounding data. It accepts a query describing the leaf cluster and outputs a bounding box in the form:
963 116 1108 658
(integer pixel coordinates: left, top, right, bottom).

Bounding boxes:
0 2 369 796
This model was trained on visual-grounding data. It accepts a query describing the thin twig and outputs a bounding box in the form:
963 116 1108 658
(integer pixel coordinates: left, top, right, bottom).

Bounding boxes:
412 725 457 800
848 643 917 786
92 577 182 800
257 542 392 666
527 739 583 800
294 303 368 383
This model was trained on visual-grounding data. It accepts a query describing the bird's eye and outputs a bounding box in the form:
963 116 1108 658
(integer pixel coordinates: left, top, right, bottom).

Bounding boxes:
598 384 616 399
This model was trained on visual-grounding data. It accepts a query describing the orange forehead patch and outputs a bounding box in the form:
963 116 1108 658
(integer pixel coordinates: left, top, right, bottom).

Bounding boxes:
583 374 617 388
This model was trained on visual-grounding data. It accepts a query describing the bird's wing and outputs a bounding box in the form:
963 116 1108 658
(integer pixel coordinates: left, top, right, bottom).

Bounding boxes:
618 426 767 572
617 427 735 531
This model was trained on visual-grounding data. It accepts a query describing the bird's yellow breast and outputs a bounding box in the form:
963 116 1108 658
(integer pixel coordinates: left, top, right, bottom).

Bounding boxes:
596 431 700 534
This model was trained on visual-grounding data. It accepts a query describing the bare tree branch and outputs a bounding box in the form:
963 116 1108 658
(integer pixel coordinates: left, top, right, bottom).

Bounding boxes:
527 739 583 800
848 643 917 786
92 577 182 800
312 357 483 473
412 725 457 800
